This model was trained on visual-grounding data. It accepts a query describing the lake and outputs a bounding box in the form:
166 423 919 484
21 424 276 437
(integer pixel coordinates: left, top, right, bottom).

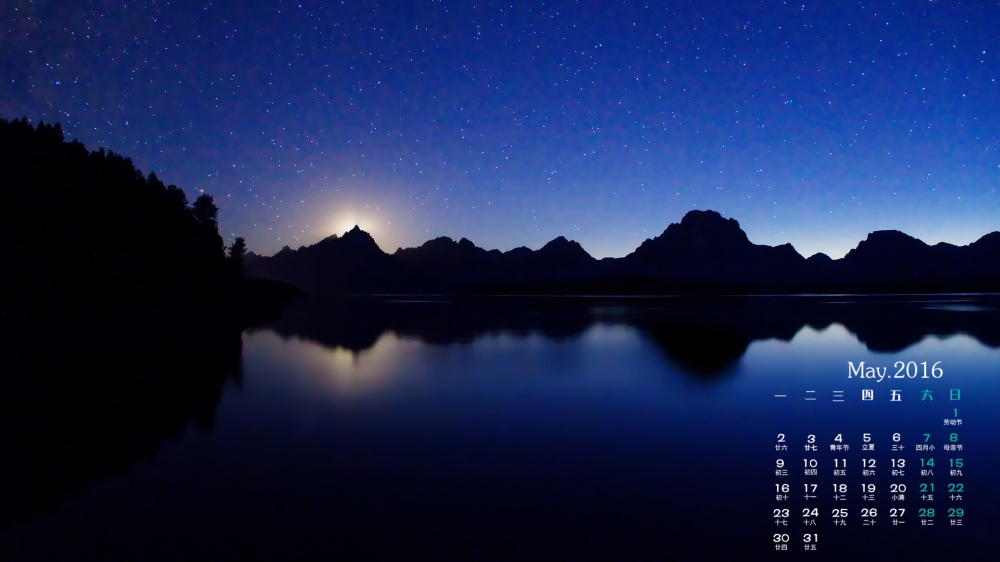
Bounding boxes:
2 295 998 561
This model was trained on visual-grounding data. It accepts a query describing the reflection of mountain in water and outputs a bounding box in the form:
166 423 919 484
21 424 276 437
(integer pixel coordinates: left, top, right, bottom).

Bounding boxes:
258 295 1000 378
0 308 246 528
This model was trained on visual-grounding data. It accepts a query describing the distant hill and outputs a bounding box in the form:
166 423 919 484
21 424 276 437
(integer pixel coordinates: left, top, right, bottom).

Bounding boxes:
246 210 1000 295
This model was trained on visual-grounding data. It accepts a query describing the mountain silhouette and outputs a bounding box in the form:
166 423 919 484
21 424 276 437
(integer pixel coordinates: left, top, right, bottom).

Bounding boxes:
617 210 806 289
246 211 1000 295
833 229 1000 290
252 226 602 294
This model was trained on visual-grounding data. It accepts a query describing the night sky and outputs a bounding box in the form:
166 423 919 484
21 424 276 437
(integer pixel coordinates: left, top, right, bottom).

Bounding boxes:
4 0 998 259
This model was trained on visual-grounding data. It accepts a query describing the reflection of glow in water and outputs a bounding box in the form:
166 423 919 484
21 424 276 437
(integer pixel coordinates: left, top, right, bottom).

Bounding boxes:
581 323 639 345
789 323 857 346
745 322 999 379
788 322 993 357
245 329 419 395
244 324 645 395
766 322 993 354
900 330 999 357
744 323 860 366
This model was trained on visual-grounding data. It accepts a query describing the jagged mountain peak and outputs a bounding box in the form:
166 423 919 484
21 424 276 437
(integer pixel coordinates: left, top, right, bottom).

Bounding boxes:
863 230 924 245
539 235 594 262
680 209 737 227
415 236 457 250
337 225 381 248
313 233 340 249
672 210 749 242
844 230 928 263
540 235 571 249
632 209 752 260
342 225 371 239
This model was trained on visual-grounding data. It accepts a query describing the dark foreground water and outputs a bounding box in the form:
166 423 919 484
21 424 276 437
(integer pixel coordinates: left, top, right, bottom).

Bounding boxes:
2 295 999 561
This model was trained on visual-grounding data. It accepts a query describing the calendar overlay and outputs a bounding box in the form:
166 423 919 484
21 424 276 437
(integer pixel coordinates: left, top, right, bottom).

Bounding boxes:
770 361 966 554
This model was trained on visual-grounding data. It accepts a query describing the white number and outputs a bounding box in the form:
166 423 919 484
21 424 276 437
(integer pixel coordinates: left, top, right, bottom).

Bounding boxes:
931 361 943 378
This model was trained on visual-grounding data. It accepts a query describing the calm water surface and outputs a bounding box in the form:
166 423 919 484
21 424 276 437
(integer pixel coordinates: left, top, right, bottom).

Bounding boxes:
2 296 998 561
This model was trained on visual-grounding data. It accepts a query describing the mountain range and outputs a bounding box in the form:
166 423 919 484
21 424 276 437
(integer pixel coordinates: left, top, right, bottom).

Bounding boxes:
244 210 1000 294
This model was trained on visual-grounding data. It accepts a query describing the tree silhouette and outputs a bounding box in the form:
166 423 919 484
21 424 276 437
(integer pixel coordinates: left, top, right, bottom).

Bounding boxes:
0 116 245 312
193 194 219 226
226 237 248 278
229 237 248 263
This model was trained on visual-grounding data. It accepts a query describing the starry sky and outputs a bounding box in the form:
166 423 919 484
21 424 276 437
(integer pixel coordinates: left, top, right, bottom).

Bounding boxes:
3 0 999 259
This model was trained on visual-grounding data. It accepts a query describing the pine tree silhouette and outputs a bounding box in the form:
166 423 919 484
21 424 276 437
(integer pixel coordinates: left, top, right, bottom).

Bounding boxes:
0 116 241 311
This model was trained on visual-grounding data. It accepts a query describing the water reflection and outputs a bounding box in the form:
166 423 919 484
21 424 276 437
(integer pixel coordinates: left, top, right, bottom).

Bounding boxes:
3 295 999 561
255 294 1000 378
246 330 422 394
0 313 242 529
232 301 1000 560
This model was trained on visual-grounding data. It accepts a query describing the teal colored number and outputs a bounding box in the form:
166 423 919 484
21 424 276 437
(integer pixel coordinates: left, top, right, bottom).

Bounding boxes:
947 483 964 493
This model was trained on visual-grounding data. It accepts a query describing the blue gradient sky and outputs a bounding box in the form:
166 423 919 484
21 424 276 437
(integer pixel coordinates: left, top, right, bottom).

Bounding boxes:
3 0 998 258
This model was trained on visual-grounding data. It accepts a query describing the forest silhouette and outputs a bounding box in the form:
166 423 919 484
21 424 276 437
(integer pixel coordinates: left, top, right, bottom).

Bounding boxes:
0 117 257 313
